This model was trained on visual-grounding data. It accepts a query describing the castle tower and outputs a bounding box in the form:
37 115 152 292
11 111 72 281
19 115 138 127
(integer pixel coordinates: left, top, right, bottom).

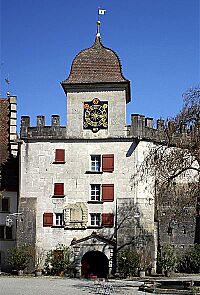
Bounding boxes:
61 35 131 138
19 22 156 277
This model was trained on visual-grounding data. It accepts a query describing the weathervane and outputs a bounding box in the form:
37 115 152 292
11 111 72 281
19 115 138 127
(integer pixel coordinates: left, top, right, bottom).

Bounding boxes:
96 8 106 37
5 74 10 96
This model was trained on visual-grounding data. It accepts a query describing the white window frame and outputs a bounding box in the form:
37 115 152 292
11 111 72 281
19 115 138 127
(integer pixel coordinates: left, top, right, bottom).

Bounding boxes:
90 213 101 226
91 155 101 172
90 184 101 201
55 213 63 226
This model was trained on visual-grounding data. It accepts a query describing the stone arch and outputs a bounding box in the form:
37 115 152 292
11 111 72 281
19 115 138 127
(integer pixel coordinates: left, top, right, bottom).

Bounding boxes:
81 250 109 278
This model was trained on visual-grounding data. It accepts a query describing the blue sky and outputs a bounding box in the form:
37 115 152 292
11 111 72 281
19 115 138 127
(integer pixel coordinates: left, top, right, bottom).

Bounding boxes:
1 0 199 128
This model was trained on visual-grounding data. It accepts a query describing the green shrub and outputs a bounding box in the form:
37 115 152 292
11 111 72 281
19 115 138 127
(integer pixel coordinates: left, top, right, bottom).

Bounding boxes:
180 244 200 273
44 244 74 276
7 244 33 271
158 244 177 276
117 249 140 278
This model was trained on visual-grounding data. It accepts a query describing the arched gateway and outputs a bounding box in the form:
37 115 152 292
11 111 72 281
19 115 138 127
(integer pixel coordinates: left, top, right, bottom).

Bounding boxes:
71 232 116 278
81 250 109 278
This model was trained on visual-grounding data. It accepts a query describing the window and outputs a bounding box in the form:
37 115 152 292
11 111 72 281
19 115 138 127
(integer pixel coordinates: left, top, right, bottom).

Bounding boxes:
90 213 101 226
55 213 63 226
0 198 9 212
54 149 65 163
43 212 64 227
43 213 53 227
0 225 12 240
102 213 114 228
91 184 100 201
89 184 114 202
54 183 64 197
90 154 114 173
91 155 101 172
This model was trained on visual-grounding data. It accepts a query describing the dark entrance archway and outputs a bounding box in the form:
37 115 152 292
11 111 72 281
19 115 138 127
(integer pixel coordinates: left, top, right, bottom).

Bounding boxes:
81 251 109 278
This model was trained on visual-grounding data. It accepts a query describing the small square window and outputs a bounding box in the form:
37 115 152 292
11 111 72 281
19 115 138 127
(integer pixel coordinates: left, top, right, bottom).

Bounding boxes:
55 213 63 226
91 155 101 172
90 213 101 226
91 184 100 201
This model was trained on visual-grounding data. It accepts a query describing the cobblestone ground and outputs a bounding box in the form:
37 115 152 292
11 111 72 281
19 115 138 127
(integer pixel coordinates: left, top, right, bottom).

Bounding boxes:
0 277 142 295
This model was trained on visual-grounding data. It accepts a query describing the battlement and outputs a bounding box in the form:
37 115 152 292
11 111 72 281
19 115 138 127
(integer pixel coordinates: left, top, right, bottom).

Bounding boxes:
20 113 194 142
20 115 66 139
128 114 192 143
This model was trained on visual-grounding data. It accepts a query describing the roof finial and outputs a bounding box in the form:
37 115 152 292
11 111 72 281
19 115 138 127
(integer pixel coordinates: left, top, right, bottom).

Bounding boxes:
96 20 101 37
96 8 106 38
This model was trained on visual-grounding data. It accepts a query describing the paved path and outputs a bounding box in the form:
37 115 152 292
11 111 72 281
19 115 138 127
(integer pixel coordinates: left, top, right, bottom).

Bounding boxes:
1 275 200 295
0 277 142 295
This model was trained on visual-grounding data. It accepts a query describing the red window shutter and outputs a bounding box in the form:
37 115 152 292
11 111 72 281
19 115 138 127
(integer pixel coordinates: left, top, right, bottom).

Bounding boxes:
43 213 53 227
102 213 114 227
54 183 64 196
102 184 114 202
102 154 114 172
55 149 65 163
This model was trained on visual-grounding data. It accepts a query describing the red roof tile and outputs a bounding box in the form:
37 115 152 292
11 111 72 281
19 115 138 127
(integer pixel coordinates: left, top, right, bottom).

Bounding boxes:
62 37 129 84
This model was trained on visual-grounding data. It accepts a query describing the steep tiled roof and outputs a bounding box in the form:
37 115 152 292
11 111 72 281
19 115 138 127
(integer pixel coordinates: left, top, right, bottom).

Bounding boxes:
62 36 128 84
0 98 9 165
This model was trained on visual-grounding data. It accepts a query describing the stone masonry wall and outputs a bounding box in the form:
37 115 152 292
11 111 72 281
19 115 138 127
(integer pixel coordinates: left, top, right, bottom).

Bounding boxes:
19 139 155 254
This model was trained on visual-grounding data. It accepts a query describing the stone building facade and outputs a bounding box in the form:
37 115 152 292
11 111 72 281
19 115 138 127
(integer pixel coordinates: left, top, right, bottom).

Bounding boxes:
18 34 197 276
18 36 157 277
0 95 18 271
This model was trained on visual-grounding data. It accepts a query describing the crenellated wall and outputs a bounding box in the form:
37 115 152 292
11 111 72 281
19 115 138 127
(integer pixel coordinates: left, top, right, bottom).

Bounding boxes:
20 115 66 139
128 114 193 144
21 112 193 144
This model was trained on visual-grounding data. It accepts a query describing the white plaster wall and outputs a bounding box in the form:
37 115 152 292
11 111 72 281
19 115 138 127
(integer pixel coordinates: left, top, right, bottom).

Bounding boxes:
20 139 155 252
66 89 127 139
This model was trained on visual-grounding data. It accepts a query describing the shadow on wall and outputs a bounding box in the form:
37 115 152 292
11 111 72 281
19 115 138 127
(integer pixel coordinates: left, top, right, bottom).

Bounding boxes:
126 141 139 157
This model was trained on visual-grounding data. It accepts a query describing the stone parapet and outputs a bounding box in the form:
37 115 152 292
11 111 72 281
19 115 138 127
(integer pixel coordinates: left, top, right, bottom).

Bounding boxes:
128 114 165 142
20 115 66 139
128 114 194 144
20 113 196 143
